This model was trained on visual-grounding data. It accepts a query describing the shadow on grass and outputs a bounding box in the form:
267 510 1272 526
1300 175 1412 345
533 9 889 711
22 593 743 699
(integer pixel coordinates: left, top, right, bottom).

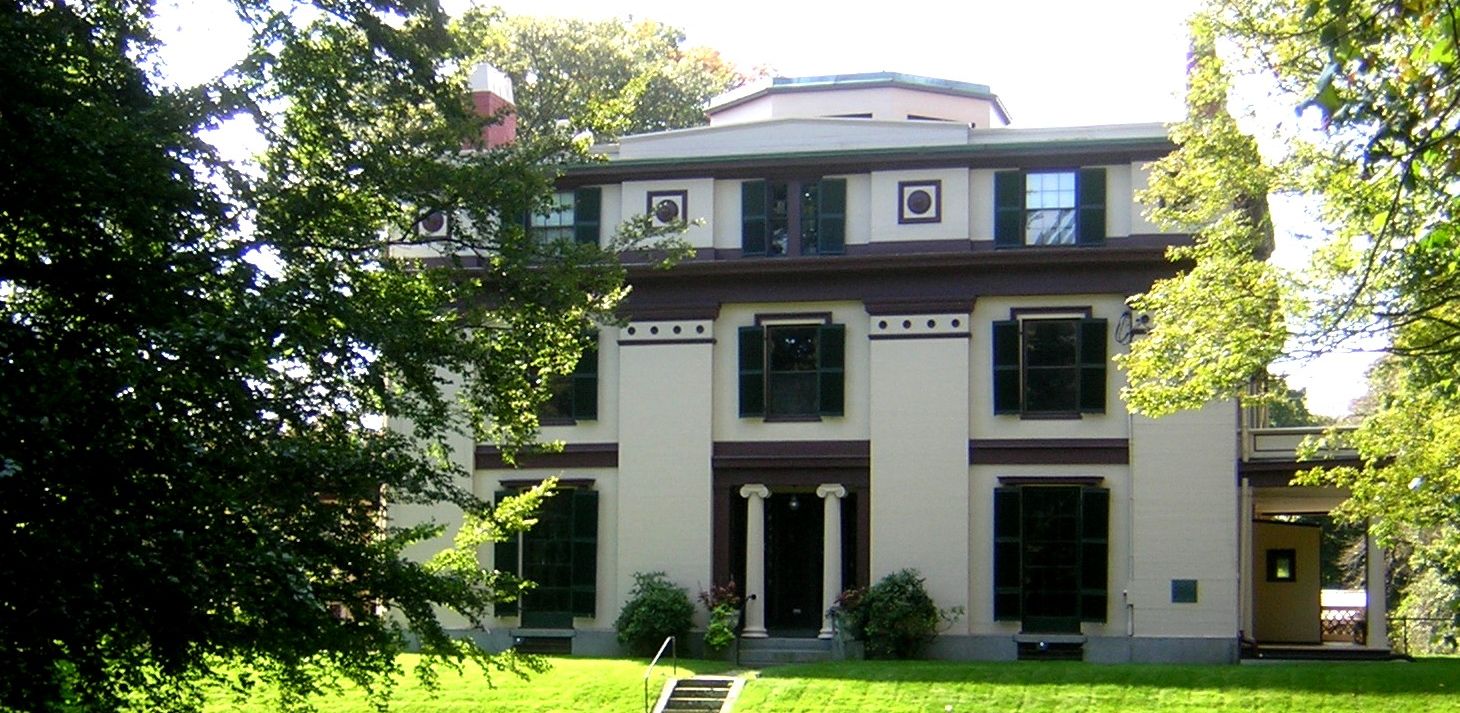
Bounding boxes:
749 658 1459 695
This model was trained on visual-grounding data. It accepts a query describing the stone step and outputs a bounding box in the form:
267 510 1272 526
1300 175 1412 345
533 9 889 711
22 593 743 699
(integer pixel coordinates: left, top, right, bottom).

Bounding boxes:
738 636 832 652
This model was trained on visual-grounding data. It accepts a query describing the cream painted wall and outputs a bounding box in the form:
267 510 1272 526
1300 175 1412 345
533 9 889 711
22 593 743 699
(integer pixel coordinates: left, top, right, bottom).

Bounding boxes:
479 467 621 632
843 175 872 246
710 86 997 128
1252 521 1321 643
597 185 622 247
969 170 996 243
1104 164 1133 238
614 329 715 625
868 317 972 624
966 464 1132 637
1128 401 1241 638
868 168 971 242
1128 162 1163 236
711 302 870 442
969 294 1133 440
617 119 969 160
537 327 619 445
620 179 715 248
390 371 477 630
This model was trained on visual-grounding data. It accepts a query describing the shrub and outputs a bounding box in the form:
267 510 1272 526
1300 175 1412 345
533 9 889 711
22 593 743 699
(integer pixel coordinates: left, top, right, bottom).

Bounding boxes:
858 569 962 659
698 581 742 652
829 586 868 641
615 572 695 655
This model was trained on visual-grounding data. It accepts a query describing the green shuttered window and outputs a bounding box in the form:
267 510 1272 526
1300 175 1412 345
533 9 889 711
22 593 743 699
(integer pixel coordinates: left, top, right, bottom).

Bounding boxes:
540 342 597 422
738 323 845 419
992 485 1109 626
994 169 1106 247
526 187 601 246
991 317 1107 416
741 178 846 256
495 487 599 622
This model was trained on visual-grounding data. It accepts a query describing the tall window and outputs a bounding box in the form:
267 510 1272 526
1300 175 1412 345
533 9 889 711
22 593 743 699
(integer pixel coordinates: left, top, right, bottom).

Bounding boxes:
494 487 599 627
994 485 1109 633
738 322 845 419
538 342 598 424
741 178 846 257
994 168 1105 247
992 315 1107 416
526 187 601 245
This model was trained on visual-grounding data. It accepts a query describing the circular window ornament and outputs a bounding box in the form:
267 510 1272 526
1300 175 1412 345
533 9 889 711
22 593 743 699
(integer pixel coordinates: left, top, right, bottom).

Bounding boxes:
420 210 447 234
906 189 933 215
654 199 680 223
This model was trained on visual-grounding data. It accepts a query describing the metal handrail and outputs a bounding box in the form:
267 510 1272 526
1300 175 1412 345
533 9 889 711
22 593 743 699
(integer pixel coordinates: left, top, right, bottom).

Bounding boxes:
643 635 677 713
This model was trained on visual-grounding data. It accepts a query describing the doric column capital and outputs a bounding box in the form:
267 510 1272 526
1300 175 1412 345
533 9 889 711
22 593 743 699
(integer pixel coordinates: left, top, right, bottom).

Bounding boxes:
816 484 846 500
740 484 770 500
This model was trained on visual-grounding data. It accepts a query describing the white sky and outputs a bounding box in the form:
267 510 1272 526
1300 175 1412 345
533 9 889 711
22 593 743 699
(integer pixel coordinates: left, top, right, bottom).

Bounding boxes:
153 0 1374 416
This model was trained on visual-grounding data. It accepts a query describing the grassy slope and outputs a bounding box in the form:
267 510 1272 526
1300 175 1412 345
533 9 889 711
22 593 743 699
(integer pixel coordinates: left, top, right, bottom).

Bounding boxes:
204 657 1460 712
734 660 1460 713
203 656 734 713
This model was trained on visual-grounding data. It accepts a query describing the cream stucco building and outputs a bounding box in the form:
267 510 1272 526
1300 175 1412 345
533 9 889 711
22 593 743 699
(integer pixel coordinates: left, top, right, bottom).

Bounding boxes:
394 72 1389 664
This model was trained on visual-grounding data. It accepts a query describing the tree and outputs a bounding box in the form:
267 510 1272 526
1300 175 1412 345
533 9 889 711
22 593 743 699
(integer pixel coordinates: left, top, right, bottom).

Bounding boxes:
0 0 672 710
460 12 750 142
1121 2 1460 586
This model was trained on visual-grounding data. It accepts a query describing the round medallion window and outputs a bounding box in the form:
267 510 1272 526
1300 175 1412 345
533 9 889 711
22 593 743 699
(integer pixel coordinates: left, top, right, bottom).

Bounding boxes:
654 199 680 223
420 210 446 233
905 189 933 214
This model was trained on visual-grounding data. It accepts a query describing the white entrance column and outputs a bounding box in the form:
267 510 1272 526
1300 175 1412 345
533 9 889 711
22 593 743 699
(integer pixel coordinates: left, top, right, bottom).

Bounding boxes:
817 484 847 639
1366 526 1387 649
740 484 770 638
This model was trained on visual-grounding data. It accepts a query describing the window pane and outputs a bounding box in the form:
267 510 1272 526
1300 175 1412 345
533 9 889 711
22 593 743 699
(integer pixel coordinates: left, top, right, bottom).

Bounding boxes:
529 191 575 242
1024 321 1077 366
1027 208 1076 245
767 372 817 416
768 326 818 371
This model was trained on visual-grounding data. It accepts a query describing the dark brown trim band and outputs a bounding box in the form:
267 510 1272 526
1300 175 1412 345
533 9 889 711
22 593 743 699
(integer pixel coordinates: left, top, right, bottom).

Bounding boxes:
970 438 1129 465
1238 457 1362 487
864 299 974 315
617 338 716 346
712 440 871 469
997 475 1105 486
868 333 970 341
475 442 619 470
499 478 597 489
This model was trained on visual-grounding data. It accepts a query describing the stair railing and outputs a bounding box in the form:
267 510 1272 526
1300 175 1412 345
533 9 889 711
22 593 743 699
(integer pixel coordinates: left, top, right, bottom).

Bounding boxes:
643 635 677 713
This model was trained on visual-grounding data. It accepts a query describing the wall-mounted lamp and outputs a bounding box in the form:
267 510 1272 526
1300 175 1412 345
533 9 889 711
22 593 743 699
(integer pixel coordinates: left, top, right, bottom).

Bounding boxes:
1115 310 1154 345
788 494 801 512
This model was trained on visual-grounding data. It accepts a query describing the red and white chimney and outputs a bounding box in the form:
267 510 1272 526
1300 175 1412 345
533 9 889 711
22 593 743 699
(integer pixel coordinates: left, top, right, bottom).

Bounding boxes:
468 62 516 148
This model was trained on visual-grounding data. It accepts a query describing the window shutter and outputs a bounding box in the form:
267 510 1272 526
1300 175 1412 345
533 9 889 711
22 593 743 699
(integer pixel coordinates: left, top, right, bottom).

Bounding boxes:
738 326 765 417
1080 487 1110 622
993 487 1022 621
817 323 846 416
571 343 598 420
994 171 1024 247
493 490 520 616
1078 318 1107 413
741 181 768 255
1076 168 1106 246
570 489 598 617
817 178 846 254
992 320 1021 414
572 187 601 245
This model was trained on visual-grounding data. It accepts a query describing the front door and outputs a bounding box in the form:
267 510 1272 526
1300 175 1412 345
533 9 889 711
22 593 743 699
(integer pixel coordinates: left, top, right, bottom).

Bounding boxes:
764 492 823 634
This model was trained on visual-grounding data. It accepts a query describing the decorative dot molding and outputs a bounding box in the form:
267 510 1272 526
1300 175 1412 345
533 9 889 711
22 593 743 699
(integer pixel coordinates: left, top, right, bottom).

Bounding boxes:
868 313 970 339
619 320 715 344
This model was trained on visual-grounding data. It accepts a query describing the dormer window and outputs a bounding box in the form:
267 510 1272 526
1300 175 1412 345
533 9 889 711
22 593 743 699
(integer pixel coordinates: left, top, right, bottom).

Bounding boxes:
741 179 846 257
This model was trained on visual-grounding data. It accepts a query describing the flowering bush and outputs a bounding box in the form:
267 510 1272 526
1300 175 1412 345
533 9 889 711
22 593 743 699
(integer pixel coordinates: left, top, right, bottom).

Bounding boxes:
698 581 742 652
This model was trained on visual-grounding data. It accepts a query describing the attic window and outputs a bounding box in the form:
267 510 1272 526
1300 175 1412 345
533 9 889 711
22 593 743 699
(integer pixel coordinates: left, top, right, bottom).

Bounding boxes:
907 114 952 121
826 113 873 119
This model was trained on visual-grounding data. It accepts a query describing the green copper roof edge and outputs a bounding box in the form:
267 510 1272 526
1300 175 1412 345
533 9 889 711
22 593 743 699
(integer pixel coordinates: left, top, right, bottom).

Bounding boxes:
563 134 1174 173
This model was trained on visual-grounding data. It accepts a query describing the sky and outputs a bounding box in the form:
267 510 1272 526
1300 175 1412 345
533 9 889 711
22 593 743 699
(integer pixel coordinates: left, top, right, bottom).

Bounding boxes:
153 0 1374 416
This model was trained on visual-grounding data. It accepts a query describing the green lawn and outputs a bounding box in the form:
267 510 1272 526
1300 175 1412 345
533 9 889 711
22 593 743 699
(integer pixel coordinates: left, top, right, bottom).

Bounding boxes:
203 656 734 713
204 656 1460 712
736 660 1460 713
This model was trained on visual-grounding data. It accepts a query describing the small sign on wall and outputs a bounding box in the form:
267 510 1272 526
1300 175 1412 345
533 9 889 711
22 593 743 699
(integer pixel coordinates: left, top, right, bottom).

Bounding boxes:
647 190 688 227
898 180 941 224
1171 579 1199 603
